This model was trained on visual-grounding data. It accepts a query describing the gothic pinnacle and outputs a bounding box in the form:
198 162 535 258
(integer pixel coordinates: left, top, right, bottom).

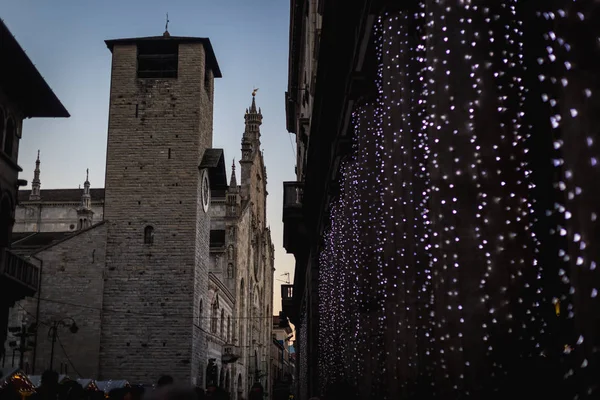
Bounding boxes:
230 158 238 189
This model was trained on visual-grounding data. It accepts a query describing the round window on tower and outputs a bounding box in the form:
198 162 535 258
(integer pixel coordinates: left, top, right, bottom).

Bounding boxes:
201 169 210 213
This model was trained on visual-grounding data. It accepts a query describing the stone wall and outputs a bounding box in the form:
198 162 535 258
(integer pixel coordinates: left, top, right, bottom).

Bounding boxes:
100 40 215 384
5 223 106 377
206 275 235 388
14 202 104 233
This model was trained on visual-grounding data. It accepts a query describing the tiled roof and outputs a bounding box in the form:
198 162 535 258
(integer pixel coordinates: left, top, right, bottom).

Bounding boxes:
199 148 224 169
18 189 105 203
200 149 228 190
10 222 106 255
11 231 76 255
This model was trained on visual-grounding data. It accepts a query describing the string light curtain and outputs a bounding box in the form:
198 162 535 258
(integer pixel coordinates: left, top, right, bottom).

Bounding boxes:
533 2 600 398
315 2 572 398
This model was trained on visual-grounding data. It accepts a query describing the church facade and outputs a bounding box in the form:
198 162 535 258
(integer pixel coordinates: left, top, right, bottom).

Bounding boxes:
5 31 274 398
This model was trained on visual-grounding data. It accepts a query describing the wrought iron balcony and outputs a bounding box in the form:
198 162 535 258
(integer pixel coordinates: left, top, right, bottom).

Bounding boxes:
282 182 305 254
1 247 39 297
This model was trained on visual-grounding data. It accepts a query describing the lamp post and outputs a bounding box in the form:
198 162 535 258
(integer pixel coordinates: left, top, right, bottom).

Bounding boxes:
47 318 78 371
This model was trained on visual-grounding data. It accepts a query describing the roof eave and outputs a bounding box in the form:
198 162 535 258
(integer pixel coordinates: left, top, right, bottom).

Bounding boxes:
104 36 222 78
0 19 70 119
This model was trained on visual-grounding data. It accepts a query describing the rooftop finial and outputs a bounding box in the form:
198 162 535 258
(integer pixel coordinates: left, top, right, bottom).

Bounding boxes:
163 12 170 37
229 158 238 189
86 168 89 182
252 88 259 97
30 150 42 201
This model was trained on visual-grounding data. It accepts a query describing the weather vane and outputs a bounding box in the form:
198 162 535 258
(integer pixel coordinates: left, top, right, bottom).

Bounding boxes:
252 88 259 97
165 13 170 32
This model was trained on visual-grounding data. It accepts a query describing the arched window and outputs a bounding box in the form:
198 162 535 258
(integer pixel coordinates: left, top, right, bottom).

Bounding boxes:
220 309 224 337
144 225 154 244
3 118 15 157
211 298 218 333
227 263 234 279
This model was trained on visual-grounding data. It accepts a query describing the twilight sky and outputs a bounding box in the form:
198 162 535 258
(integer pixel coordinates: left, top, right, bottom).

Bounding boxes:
3 0 296 313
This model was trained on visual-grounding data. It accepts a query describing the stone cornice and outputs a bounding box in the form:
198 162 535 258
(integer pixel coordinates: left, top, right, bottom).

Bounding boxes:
209 272 235 303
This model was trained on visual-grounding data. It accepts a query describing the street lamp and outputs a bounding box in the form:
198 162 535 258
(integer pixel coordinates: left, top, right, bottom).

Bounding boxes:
47 318 78 371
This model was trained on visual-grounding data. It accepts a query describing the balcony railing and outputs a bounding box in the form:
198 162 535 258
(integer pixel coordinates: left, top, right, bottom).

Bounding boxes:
283 181 303 209
1 247 39 293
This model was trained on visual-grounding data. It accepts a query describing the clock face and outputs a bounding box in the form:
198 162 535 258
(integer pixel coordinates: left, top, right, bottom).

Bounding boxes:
201 170 210 213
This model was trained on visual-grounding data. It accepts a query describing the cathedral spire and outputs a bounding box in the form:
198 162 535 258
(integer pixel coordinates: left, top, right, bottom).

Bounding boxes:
29 150 42 201
242 89 263 160
81 168 91 210
229 159 238 189
250 89 258 113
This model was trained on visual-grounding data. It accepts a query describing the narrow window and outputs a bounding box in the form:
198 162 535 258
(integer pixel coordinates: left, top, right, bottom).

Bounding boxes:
137 42 178 79
144 226 154 244
3 118 15 156
168 148 171 159
220 309 224 337
135 104 139 118
239 279 245 344
199 299 203 325
211 300 218 333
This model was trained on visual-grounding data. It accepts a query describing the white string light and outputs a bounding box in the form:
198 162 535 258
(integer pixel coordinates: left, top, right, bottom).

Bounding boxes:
313 3 551 398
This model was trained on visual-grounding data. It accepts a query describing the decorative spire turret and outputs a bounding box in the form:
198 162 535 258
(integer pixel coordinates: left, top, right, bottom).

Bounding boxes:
242 89 263 162
80 169 92 210
229 159 238 189
77 168 94 229
29 150 41 201
227 159 241 217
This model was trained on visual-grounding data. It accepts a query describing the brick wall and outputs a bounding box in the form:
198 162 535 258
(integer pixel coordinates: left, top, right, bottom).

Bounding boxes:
100 40 215 384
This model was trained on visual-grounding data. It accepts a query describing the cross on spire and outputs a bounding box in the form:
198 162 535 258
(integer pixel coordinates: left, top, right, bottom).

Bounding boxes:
163 13 171 37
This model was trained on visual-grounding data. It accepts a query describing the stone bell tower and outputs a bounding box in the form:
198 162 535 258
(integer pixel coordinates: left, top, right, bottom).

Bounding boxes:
100 29 222 383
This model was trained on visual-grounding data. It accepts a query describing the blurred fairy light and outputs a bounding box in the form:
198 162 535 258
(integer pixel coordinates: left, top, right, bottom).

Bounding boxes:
313 2 548 398
311 1 598 399
537 2 600 398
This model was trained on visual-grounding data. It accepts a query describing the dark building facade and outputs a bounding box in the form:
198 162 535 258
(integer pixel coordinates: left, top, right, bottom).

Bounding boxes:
283 1 600 399
0 18 69 365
